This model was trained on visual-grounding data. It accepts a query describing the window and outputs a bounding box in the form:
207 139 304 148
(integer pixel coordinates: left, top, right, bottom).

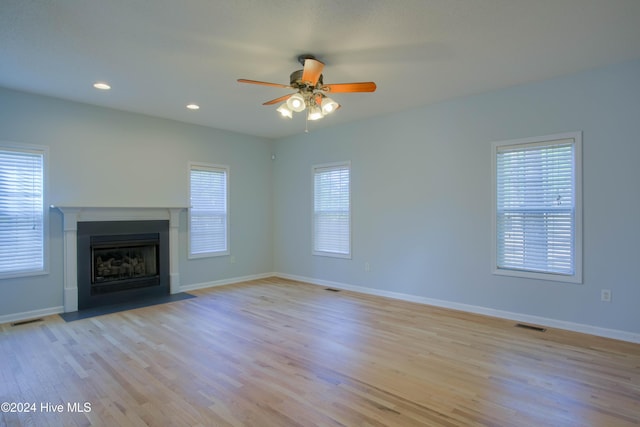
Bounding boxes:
313 162 351 258
492 132 582 283
189 163 229 258
0 143 48 279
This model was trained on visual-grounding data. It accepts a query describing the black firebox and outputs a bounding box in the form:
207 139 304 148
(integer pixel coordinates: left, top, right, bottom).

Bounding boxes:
77 220 170 310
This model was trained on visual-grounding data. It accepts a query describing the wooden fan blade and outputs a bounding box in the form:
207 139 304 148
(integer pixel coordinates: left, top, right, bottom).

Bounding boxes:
322 82 377 93
262 93 293 106
237 79 291 89
301 59 324 85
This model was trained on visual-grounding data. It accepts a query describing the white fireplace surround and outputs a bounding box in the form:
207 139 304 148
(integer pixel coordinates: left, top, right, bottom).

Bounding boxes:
54 206 185 312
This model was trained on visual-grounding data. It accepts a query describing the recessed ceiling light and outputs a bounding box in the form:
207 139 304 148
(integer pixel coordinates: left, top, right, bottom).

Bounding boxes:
93 82 111 90
186 104 200 110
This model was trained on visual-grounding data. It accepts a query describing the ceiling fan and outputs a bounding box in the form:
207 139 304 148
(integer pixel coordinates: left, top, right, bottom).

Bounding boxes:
237 54 376 122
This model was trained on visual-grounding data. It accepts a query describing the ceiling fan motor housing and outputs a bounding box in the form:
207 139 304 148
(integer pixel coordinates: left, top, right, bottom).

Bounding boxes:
290 70 323 90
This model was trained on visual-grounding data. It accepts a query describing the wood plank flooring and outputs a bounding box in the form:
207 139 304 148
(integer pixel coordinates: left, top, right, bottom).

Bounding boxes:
1 277 639 426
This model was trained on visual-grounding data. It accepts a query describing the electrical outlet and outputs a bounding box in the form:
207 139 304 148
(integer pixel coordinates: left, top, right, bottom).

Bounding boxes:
229 255 236 264
601 289 611 302
364 262 371 272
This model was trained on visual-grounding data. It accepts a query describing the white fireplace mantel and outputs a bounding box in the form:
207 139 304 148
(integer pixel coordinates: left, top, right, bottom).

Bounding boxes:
52 206 186 312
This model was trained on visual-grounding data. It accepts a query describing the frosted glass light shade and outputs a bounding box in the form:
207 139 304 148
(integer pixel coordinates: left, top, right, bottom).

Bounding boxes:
276 103 293 118
287 93 306 112
321 97 339 114
308 105 323 121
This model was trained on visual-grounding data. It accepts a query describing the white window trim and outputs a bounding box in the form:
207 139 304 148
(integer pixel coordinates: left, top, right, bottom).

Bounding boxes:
312 161 352 259
188 162 230 259
0 141 49 280
491 132 582 283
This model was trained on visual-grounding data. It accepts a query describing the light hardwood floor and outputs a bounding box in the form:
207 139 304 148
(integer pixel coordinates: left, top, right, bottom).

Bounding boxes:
1 277 639 426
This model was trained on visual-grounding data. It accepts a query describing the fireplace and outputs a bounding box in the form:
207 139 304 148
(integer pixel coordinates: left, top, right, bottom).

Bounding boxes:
77 220 170 310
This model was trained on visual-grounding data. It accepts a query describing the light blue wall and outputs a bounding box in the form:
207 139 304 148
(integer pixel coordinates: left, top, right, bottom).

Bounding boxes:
0 88 274 317
273 59 640 336
2 59 639 338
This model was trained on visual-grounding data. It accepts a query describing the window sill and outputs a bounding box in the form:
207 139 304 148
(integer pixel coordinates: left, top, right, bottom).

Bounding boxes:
312 251 351 259
492 267 581 284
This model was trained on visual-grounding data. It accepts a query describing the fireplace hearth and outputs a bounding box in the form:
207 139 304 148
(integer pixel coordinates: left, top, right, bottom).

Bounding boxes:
77 220 170 310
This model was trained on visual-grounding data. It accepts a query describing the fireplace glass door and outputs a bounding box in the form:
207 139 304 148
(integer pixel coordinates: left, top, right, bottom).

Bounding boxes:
91 237 160 294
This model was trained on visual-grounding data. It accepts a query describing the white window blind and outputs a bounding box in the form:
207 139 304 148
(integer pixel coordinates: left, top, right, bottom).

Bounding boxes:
494 135 581 281
189 163 229 257
0 146 46 278
313 162 351 258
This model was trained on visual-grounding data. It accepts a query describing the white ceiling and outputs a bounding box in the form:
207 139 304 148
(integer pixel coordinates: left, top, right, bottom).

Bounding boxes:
2 0 640 140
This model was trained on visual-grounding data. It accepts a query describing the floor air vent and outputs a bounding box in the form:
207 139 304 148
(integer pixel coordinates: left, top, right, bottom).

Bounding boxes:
515 323 547 332
11 318 44 327
324 288 341 292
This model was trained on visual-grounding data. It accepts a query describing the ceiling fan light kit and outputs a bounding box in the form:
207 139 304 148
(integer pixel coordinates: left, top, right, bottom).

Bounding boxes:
238 54 376 126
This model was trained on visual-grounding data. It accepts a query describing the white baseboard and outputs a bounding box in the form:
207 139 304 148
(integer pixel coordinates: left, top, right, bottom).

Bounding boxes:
275 272 640 344
5 273 638 344
0 306 64 326
180 272 276 293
